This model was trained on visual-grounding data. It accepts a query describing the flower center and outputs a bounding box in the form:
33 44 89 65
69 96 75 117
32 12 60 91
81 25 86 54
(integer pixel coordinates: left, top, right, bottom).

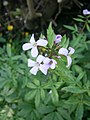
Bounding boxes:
36 62 40 67
49 60 53 65
33 42 37 47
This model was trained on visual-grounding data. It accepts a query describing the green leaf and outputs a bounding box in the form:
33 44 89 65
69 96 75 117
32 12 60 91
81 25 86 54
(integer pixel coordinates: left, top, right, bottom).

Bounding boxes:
47 22 56 48
84 100 90 106
76 71 85 82
84 63 90 69
42 112 54 120
63 38 69 48
60 34 67 46
35 90 41 108
43 81 51 89
6 44 12 57
73 18 84 22
86 24 90 32
62 86 86 93
57 107 71 120
38 105 55 114
32 79 40 86
21 53 28 63
27 82 37 89
64 25 75 31
88 20 90 23
51 87 59 104
55 112 64 120
73 65 83 73
25 90 37 100
77 15 84 18
40 88 45 101
75 103 84 120
16 68 24 74
11 55 21 60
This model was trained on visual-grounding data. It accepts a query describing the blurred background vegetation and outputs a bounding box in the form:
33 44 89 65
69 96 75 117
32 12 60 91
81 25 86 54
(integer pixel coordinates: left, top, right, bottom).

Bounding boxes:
0 0 90 41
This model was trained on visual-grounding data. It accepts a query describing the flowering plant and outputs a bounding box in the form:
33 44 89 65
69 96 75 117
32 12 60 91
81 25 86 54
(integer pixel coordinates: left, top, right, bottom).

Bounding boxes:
0 10 90 120
22 23 75 75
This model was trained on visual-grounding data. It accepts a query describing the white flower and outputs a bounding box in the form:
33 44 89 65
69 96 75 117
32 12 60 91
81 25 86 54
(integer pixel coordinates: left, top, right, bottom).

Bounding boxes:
83 9 90 15
43 57 57 69
28 55 48 75
22 34 48 57
58 47 75 67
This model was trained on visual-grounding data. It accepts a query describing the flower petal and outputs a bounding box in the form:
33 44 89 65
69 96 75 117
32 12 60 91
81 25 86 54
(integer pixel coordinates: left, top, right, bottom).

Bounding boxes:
50 63 56 69
68 47 75 55
66 56 72 67
31 47 38 57
52 59 57 64
55 34 62 44
36 55 45 63
30 34 35 44
39 64 48 75
83 9 90 15
58 48 68 56
22 43 32 51
50 59 57 69
37 39 48 47
43 57 50 64
30 66 38 75
28 59 36 67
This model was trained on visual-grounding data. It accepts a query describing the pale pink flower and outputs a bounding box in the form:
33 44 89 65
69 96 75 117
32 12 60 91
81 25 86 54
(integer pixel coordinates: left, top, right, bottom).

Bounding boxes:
58 47 75 67
43 57 57 69
54 34 62 44
28 55 48 75
83 9 90 15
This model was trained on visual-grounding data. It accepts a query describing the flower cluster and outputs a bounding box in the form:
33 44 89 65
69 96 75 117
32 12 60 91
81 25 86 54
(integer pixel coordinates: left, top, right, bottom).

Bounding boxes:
22 34 75 75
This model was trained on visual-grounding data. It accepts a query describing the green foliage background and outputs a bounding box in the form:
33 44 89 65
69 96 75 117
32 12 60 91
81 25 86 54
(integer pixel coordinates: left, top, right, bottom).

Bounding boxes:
0 15 90 120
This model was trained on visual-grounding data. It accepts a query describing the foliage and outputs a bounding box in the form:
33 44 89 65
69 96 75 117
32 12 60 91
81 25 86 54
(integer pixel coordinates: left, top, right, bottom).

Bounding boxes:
0 14 90 120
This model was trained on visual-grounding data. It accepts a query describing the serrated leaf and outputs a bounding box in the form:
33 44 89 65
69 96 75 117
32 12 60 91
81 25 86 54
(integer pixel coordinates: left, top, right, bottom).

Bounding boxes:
47 22 56 48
